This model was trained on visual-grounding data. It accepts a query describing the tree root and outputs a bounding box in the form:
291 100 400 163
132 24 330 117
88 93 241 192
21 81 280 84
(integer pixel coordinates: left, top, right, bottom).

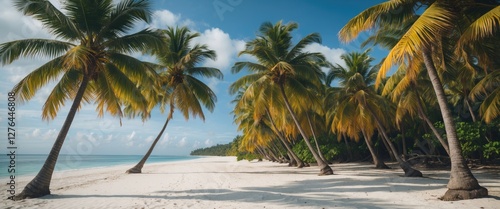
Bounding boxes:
318 165 334 176
440 187 488 201
125 167 142 174
403 167 423 177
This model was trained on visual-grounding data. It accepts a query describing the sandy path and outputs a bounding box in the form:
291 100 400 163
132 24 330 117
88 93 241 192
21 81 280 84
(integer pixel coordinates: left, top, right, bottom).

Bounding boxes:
1 156 499 209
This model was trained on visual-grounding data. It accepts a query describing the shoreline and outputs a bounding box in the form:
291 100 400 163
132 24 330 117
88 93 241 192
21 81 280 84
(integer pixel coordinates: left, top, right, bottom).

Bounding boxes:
0 154 200 179
0 155 204 182
2 156 499 209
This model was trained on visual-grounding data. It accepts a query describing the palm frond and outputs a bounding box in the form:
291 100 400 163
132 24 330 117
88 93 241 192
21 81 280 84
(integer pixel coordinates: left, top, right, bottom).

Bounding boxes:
229 73 267 95
106 28 163 53
99 0 152 38
479 87 500 123
232 61 268 74
457 6 500 48
64 0 112 34
185 75 217 113
376 2 454 87
13 0 81 40
186 67 223 80
0 39 73 65
41 69 82 120
11 56 66 103
338 0 416 43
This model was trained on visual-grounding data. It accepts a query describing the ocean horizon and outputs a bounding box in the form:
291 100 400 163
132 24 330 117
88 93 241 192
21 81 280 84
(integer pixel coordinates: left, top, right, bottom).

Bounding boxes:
1 154 199 178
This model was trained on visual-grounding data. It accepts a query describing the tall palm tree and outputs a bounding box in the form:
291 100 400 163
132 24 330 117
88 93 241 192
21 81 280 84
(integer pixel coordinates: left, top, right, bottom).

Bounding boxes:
339 0 495 200
126 26 223 173
0 0 163 199
230 21 333 175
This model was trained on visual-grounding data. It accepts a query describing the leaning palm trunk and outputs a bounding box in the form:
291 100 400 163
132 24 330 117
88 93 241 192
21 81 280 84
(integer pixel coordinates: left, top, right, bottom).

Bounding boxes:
269 142 285 163
380 134 396 161
361 129 389 169
464 99 477 122
15 76 90 200
343 137 354 160
266 108 305 167
266 109 305 167
279 86 333 175
414 86 450 155
366 105 422 177
422 50 487 200
306 113 329 163
256 146 270 161
127 106 173 173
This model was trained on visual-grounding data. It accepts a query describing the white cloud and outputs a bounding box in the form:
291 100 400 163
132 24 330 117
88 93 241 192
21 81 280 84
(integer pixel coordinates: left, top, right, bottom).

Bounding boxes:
42 129 58 140
145 135 154 143
149 10 195 29
0 0 50 43
303 43 346 73
126 131 136 141
194 28 245 71
160 133 170 145
150 10 180 28
32 128 41 137
177 137 187 147
204 139 213 146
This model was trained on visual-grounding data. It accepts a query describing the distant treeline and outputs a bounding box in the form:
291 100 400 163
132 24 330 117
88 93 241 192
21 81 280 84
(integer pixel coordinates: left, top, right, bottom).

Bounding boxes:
190 143 232 156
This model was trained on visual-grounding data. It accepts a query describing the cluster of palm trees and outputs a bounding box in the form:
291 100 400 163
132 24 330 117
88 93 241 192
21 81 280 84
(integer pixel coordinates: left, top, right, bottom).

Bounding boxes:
1 0 497 202
230 0 498 201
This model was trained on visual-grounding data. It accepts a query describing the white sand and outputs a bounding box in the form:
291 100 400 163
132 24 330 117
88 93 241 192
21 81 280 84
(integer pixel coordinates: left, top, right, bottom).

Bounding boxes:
1 156 499 209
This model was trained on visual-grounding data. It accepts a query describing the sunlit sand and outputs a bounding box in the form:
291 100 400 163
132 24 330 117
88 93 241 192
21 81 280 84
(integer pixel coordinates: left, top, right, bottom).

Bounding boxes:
1 156 499 208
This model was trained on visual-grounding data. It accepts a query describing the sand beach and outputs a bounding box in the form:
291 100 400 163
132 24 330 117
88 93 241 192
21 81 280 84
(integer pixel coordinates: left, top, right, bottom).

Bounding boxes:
1 156 499 209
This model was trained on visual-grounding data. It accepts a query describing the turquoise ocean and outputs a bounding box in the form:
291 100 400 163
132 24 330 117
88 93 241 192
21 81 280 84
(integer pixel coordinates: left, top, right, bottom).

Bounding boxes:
1 154 198 178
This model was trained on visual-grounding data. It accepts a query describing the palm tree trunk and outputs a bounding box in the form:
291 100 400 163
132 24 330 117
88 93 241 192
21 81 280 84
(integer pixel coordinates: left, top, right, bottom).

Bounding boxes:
465 99 477 122
380 134 396 161
414 87 450 155
255 146 268 160
126 105 174 173
343 136 353 161
270 141 284 163
265 147 279 162
362 129 389 169
15 76 90 200
306 112 329 163
422 50 487 200
364 105 422 177
401 127 408 158
286 151 296 166
279 85 333 175
265 109 305 168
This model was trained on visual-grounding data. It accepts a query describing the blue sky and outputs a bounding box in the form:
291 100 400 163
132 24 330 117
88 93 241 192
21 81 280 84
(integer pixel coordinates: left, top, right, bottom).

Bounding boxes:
0 0 386 156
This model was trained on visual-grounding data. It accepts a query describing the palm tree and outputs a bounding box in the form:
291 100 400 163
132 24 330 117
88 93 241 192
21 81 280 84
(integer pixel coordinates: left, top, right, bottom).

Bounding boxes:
230 21 333 175
327 50 420 173
339 0 494 200
126 26 223 173
0 0 163 199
